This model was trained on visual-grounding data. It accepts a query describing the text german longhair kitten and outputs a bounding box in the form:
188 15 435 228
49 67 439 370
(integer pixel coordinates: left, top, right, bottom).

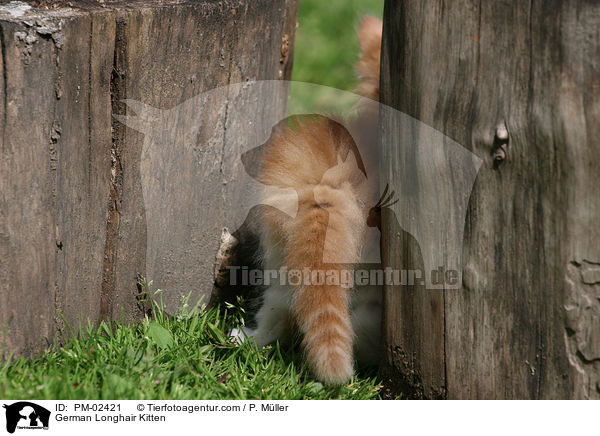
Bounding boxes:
230 16 384 384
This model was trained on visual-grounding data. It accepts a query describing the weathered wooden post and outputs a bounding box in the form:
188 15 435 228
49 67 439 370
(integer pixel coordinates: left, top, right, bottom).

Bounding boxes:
380 0 600 399
0 0 297 356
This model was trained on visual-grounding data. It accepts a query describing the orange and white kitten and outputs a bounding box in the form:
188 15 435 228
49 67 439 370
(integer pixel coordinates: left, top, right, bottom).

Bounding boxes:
232 17 383 384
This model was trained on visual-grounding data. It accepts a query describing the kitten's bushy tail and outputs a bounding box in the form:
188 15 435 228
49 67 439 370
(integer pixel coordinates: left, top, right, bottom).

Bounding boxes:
355 16 383 101
284 191 359 384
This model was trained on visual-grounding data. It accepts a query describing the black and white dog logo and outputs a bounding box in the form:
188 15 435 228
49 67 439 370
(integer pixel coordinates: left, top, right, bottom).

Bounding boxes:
3 402 50 433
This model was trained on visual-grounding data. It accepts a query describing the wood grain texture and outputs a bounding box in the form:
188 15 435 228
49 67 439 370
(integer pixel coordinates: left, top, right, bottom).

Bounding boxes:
110 0 297 320
381 0 600 399
0 0 297 355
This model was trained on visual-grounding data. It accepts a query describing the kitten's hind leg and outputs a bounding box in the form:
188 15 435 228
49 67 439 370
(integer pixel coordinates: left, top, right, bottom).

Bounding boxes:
229 285 292 347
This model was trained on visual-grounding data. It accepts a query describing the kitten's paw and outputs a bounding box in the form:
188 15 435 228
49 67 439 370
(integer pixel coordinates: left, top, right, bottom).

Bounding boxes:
229 326 254 345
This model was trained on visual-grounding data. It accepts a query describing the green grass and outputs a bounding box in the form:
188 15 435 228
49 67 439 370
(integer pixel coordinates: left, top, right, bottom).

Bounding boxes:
289 0 384 113
0 288 383 400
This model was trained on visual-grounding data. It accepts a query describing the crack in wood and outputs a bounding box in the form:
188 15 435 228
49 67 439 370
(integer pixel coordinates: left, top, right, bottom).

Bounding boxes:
100 16 126 321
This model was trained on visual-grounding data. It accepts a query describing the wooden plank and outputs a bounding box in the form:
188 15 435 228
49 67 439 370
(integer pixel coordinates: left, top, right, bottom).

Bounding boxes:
381 0 600 399
0 16 61 355
0 7 117 352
